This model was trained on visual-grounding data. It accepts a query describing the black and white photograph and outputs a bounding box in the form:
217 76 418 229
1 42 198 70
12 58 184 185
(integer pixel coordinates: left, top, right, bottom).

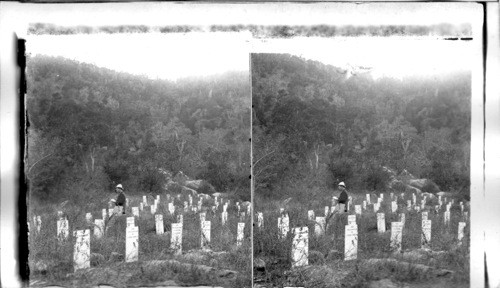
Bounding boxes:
1 2 500 288
251 4 483 288
23 24 251 287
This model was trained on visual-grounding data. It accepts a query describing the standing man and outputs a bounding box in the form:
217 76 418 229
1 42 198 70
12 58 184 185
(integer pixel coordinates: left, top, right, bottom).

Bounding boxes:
337 182 349 213
112 184 126 215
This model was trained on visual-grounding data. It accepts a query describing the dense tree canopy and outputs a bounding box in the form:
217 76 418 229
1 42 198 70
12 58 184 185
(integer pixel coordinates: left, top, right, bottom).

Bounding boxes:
252 53 470 196
26 55 250 202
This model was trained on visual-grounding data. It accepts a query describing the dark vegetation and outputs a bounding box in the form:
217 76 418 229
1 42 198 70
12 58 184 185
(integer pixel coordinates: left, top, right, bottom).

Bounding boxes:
26 55 250 203
252 53 470 199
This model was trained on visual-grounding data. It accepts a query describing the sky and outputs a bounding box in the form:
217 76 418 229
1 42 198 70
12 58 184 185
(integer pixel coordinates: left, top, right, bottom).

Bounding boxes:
27 33 477 81
22 2 482 81
27 32 251 81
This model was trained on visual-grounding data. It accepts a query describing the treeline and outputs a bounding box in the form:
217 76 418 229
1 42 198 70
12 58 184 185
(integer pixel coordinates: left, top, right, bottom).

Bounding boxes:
252 53 470 197
26 55 250 203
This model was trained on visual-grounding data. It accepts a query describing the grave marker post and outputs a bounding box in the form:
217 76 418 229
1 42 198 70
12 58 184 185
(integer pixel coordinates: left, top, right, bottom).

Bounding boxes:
390 222 403 252
291 227 309 267
344 224 358 261
315 217 325 236
73 229 90 271
237 222 245 246
126 226 139 262
421 220 432 247
155 214 164 235
377 213 386 233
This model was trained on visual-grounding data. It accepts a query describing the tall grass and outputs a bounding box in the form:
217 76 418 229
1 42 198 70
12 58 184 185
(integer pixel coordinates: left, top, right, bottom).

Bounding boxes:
28 191 251 287
254 188 470 287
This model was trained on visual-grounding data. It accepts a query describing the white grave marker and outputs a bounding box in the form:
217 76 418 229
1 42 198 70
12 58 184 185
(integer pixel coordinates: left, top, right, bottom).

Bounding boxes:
36 216 41 233
421 220 432 247
221 211 228 225
177 214 183 224
278 215 290 238
108 208 113 218
237 222 245 246
377 213 386 233
143 195 147 206
366 194 371 204
422 211 428 221
330 205 336 214
374 203 379 213
363 200 367 210
315 217 326 236
102 209 107 220
444 211 450 225
94 219 104 239
155 214 164 235
458 222 466 243
86 213 92 223
380 193 384 200
73 229 90 271
57 218 69 240
391 201 397 213
126 217 135 228
292 227 309 267
171 223 183 255
390 222 403 251
348 215 356 226
344 224 358 261
201 221 211 248
324 206 329 216
200 212 207 223
168 203 175 214
257 212 264 228
308 210 315 221
126 226 139 262
140 202 144 211
407 200 412 210
184 201 188 212
132 207 139 217
400 213 406 227
355 205 362 215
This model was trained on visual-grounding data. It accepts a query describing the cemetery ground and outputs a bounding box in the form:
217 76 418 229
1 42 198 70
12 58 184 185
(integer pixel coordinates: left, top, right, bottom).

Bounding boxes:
253 187 470 288
28 192 252 288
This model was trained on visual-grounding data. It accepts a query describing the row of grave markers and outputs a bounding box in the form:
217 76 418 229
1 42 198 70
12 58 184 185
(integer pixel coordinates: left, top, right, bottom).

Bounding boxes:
274 209 468 268
32 194 248 272
287 218 467 267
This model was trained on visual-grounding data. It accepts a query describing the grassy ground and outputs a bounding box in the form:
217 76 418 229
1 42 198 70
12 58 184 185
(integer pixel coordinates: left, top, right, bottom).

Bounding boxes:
254 188 470 288
28 192 252 288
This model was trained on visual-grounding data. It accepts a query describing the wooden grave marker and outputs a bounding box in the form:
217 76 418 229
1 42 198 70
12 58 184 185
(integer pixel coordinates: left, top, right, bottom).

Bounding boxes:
291 227 309 267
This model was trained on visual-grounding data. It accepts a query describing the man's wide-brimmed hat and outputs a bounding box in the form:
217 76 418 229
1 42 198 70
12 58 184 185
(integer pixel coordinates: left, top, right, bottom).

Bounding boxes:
338 182 346 188
116 184 123 190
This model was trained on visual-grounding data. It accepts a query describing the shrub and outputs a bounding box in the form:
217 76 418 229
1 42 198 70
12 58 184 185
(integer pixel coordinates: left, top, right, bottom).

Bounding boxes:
363 165 391 191
327 156 354 186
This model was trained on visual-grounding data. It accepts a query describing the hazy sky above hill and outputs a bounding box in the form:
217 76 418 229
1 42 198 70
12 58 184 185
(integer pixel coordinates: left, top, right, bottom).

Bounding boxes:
24 2 481 81
28 32 477 81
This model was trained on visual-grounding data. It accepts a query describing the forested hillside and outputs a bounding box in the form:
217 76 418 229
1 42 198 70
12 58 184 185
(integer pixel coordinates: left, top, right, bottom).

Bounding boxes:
26 55 250 203
252 53 470 198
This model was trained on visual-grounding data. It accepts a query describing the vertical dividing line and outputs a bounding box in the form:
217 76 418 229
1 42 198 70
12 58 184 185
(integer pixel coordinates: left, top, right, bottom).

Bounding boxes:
17 37 29 285
249 52 254 287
